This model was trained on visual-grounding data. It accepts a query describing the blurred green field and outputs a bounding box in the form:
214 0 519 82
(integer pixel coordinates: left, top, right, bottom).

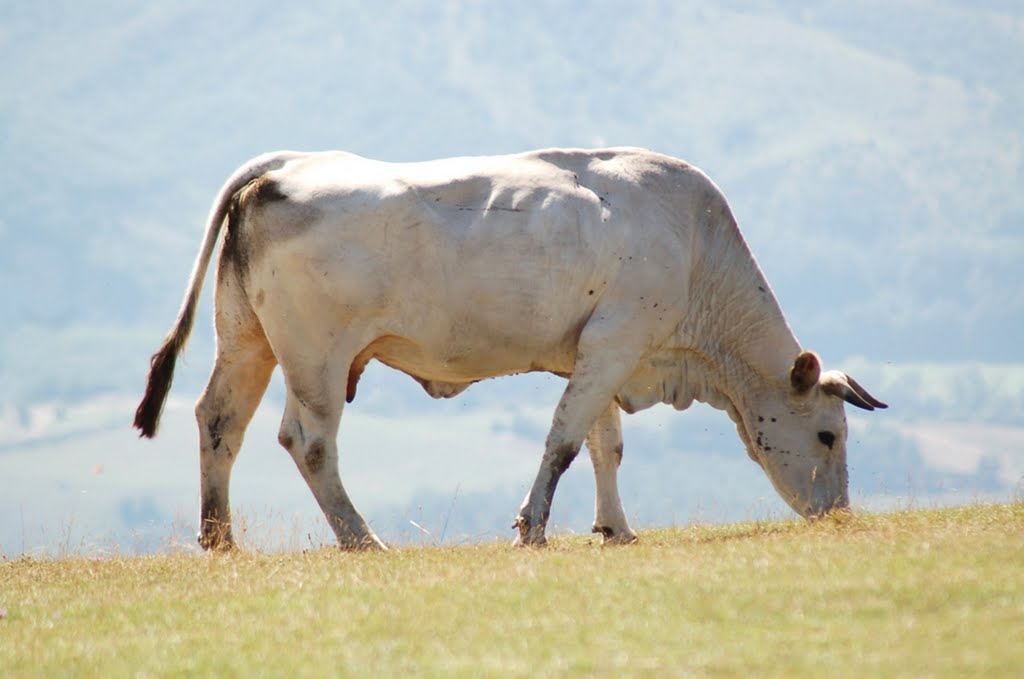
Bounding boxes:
2 503 1021 677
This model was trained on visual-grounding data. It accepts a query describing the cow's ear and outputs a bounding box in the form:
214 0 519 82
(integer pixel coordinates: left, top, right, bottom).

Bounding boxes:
790 351 821 394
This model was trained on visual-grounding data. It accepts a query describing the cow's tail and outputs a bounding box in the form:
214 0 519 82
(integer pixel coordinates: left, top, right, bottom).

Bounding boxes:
133 151 303 438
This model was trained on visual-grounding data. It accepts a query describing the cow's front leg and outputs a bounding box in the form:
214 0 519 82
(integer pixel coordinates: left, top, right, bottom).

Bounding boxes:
513 436 583 547
586 402 638 544
514 338 642 546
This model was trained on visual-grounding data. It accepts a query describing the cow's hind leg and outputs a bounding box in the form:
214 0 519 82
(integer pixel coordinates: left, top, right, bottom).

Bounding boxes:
277 353 386 551
194 311 277 551
586 402 638 545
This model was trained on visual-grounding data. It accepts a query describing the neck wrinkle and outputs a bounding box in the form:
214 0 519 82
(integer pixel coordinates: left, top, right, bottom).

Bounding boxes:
678 201 802 418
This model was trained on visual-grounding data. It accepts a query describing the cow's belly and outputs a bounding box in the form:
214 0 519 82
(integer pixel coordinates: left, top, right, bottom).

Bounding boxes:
341 255 606 381
365 312 582 382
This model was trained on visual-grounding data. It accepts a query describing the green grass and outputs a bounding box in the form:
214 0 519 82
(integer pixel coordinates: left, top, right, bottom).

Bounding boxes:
2 504 1022 677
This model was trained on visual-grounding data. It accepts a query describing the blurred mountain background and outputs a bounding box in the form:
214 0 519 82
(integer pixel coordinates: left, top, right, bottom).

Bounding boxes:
2 1 1021 554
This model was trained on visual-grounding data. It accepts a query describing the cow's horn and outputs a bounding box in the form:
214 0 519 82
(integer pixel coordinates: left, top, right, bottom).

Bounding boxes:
821 371 888 411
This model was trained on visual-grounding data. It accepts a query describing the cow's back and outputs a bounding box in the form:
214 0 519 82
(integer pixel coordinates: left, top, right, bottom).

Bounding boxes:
240 148 707 381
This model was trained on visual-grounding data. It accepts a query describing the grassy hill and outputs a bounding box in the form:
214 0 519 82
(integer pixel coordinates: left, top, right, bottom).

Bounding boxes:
2 2 1022 407
3 503 1021 677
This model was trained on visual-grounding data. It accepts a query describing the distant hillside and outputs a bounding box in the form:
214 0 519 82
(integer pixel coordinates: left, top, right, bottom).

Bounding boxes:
1 1 1021 406
1 3 1021 555
2 361 1019 556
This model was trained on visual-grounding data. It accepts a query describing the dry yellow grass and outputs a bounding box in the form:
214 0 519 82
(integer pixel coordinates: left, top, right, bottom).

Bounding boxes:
2 503 1021 677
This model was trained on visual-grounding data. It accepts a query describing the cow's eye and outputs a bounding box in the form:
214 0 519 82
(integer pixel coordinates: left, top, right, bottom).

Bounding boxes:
817 431 836 450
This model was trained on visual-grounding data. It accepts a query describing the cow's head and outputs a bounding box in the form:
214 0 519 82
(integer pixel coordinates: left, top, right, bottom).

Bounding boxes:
739 351 886 518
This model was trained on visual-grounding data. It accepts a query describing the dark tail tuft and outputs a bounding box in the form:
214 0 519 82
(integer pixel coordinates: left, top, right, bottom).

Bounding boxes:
134 152 296 439
133 336 182 438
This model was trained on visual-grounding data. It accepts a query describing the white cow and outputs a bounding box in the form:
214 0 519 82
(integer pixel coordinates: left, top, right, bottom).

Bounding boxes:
134 147 886 550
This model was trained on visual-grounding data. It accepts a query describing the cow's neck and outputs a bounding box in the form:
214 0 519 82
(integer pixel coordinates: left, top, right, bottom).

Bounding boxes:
677 215 802 409
616 215 800 421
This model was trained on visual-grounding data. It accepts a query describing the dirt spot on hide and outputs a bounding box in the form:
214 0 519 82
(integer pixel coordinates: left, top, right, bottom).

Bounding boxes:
220 175 288 286
250 175 287 205
201 487 226 527
207 414 226 451
305 439 326 474
549 443 579 478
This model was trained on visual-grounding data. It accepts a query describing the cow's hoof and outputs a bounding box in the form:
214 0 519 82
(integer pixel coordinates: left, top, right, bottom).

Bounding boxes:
512 517 548 547
512 533 549 548
337 533 389 551
592 524 639 545
197 532 236 553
